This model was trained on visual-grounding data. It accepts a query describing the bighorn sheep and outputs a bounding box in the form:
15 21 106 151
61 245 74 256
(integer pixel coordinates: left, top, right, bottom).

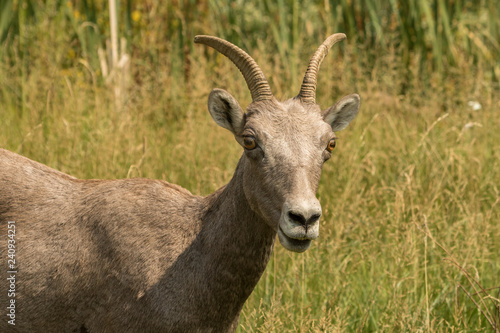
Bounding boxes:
0 34 360 332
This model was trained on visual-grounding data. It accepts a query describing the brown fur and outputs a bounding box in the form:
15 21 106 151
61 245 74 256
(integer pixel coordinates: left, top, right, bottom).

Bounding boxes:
0 148 274 332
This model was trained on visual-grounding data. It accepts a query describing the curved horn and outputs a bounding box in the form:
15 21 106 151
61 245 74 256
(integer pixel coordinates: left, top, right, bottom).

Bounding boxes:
194 35 273 102
297 33 347 104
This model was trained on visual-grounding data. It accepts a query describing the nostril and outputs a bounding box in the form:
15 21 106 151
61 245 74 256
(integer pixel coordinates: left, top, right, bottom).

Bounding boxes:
288 211 306 225
308 213 321 225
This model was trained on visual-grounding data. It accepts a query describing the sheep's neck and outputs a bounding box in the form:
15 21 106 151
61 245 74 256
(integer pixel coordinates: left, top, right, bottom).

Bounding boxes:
199 160 276 320
156 159 276 330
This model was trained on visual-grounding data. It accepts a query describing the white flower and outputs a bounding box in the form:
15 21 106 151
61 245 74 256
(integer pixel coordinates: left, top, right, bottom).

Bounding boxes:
467 101 482 111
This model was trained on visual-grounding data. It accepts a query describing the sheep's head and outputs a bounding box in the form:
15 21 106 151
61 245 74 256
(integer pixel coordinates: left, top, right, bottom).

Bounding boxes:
195 35 360 252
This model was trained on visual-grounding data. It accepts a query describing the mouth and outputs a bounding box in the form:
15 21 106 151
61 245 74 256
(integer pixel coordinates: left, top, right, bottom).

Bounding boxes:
278 226 312 253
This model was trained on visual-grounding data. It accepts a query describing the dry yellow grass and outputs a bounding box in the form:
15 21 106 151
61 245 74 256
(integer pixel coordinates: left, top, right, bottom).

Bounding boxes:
0 1 499 331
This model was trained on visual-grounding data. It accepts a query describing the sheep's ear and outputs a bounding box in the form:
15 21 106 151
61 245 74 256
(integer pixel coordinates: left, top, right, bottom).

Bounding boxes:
322 94 360 132
208 88 245 135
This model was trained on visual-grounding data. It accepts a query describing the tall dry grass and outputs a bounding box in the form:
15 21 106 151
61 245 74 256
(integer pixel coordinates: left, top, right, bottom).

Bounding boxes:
0 1 499 331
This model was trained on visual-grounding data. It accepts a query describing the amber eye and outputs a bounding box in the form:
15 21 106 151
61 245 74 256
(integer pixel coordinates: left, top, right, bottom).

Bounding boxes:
243 137 256 150
326 139 336 152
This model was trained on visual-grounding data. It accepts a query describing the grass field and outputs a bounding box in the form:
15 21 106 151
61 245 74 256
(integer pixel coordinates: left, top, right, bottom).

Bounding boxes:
1 0 499 331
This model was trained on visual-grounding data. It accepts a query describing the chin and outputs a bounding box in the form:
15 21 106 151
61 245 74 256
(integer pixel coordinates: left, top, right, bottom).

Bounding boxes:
277 227 312 253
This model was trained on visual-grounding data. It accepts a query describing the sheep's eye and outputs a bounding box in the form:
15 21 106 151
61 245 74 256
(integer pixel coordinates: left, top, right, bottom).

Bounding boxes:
326 139 336 152
243 137 256 150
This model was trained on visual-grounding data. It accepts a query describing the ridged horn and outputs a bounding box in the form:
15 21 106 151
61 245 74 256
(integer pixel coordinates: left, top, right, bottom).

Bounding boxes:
297 33 347 104
194 35 273 102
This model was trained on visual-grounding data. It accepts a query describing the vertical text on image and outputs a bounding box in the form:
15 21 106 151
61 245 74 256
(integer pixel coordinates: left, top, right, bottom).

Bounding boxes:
6 221 16 326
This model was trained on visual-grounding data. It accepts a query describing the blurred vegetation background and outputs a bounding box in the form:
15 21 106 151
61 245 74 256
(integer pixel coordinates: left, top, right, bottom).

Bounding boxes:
1 0 499 332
